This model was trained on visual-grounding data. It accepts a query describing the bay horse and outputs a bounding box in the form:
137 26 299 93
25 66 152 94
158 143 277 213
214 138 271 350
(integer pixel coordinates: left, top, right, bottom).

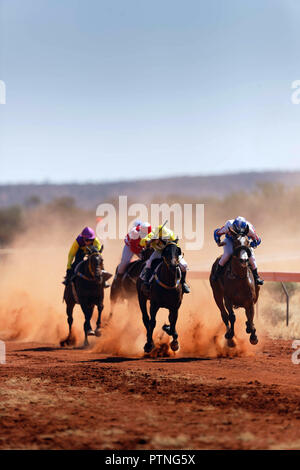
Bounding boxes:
210 234 260 346
136 242 183 354
61 246 112 348
109 247 153 317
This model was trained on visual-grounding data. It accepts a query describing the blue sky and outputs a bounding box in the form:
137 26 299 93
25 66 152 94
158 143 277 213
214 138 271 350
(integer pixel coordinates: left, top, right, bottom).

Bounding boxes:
0 0 300 183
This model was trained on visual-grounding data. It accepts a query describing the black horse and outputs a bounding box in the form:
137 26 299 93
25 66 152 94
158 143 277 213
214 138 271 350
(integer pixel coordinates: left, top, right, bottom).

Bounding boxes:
109 247 153 317
61 246 112 348
136 242 183 354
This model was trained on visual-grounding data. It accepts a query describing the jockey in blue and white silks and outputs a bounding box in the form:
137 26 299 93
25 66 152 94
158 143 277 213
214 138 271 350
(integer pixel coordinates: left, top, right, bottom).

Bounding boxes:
212 216 264 285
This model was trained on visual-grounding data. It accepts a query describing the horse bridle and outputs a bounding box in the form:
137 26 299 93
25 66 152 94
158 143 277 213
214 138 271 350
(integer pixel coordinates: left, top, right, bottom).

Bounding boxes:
76 251 103 282
229 240 252 280
162 242 181 265
155 242 182 289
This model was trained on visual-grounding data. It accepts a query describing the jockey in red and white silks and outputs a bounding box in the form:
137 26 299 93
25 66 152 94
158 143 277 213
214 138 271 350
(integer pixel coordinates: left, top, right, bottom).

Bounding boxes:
117 220 152 275
212 216 264 285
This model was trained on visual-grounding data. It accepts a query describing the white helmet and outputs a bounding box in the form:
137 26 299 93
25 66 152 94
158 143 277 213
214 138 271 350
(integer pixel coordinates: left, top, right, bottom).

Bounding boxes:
133 219 143 227
139 222 151 238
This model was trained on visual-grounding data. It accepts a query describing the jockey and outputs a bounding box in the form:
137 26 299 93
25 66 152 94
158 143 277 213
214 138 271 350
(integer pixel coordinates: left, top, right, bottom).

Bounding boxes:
139 224 190 293
63 226 107 286
113 220 152 288
212 216 264 285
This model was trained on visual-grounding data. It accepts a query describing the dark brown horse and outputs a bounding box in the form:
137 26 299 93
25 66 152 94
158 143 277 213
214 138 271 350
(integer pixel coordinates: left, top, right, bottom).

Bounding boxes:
109 247 153 318
137 242 183 354
61 246 112 348
210 234 260 346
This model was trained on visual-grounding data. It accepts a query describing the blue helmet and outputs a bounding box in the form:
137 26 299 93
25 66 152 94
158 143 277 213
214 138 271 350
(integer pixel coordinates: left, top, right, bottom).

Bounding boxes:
232 216 249 235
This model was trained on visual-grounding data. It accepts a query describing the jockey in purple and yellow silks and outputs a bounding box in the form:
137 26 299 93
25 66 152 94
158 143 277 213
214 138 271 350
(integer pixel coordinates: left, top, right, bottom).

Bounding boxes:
63 227 102 286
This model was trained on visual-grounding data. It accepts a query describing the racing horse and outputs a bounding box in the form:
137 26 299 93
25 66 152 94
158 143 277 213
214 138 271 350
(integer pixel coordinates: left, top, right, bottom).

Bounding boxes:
210 233 260 346
137 242 183 354
61 246 112 348
109 246 153 317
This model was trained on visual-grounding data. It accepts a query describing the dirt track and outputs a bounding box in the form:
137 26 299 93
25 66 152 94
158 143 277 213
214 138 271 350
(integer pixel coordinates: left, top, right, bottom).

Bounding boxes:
0 338 299 450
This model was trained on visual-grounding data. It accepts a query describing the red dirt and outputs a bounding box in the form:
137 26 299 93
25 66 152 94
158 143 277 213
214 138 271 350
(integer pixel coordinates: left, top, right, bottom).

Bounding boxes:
0 337 299 450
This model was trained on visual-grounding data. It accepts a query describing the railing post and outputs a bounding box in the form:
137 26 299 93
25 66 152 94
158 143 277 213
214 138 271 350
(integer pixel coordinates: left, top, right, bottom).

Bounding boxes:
281 282 289 326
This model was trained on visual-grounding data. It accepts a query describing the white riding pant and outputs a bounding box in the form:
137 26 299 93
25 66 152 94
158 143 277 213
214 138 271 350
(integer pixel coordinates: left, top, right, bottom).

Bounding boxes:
145 250 188 271
118 244 137 274
219 238 257 269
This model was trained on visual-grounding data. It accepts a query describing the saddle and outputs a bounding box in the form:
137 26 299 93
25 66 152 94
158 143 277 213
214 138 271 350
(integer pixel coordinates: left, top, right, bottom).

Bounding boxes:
142 260 182 295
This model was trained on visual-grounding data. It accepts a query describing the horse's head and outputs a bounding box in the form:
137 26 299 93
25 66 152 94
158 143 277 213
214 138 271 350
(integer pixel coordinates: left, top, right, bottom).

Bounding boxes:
86 246 104 280
161 242 181 272
231 234 252 268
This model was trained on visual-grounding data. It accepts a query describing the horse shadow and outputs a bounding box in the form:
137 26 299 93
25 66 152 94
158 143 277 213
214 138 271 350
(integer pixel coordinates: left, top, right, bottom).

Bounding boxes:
79 356 212 364
18 346 89 352
150 357 211 363
79 356 145 364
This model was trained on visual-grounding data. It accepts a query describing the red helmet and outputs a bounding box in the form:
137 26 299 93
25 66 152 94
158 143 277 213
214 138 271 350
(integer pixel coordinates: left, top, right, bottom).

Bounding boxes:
81 226 96 240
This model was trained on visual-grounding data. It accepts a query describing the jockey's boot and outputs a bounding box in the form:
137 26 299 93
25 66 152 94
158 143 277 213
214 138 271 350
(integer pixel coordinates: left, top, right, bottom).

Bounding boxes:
102 265 111 288
211 263 225 282
143 267 153 286
252 268 264 285
140 267 153 296
114 272 123 290
63 269 72 286
181 270 190 294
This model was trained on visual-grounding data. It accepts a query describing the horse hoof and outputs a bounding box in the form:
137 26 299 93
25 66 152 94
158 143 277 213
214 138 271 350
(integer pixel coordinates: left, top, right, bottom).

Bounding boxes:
250 335 258 345
87 329 95 336
170 339 179 352
227 338 236 348
225 331 234 340
162 324 171 335
60 336 75 347
94 328 101 337
144 342 154 354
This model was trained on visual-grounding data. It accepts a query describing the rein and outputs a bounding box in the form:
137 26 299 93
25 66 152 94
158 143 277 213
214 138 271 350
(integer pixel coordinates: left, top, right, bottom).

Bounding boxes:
229 249 250 280
76 252 103 282
154 271 181 289
154 262 181 290
153 242 182 289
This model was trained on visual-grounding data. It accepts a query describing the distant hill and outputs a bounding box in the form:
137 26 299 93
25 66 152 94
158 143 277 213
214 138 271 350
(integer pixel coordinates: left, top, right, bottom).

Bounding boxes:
1 171 300 210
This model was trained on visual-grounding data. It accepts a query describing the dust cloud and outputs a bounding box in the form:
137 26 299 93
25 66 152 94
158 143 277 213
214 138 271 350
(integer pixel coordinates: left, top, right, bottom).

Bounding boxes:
0 203 299 357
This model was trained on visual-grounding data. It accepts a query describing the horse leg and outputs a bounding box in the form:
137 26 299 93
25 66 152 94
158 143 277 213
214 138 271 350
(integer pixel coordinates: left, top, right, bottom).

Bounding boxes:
164 308 179 352
81 303 95 347
144 302 159 354
137 280 151 348
108 272 122 321
224 297 236 342
245 304 258 345
212 285 232 340
60 299 76 347
95 301 104 337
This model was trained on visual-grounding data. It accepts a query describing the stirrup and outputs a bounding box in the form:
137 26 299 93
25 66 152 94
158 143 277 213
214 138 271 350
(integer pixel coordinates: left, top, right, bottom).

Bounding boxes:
182 282 190 294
